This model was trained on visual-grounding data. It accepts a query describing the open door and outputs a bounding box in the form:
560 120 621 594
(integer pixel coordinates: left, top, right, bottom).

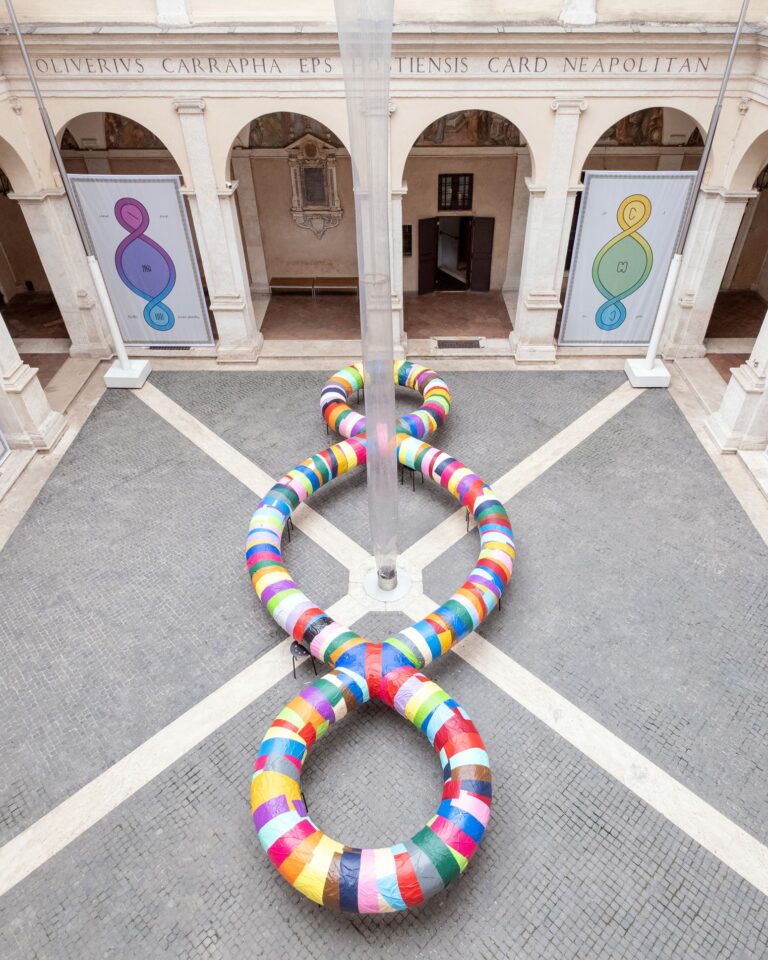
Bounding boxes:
418 217 438 294
468 217 494 291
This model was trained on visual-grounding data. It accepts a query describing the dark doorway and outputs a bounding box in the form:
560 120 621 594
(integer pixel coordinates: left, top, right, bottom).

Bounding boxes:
418 216 495 294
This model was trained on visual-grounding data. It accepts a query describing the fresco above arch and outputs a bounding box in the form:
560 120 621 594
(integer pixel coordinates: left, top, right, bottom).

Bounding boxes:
248 114 343 149
414 110 521 147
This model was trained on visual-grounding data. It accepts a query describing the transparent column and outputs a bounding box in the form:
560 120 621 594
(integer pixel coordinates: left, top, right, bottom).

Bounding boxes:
335 0 398 590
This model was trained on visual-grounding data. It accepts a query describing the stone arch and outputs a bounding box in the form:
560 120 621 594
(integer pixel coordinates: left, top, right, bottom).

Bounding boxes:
218 100 350 185
392 100 541 188
0 133 37 194
573 101 709 178
728 129 768 192
51 103 190 183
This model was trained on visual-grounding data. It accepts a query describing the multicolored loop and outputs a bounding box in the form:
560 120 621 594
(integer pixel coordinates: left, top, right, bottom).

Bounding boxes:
247 360 515 913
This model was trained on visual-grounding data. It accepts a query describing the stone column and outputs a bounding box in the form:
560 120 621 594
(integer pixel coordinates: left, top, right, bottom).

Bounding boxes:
662 187 756 358
560 0 597 24
391 185 407 356
173 99 262 361
0 310 65 450
502 151 531 326
230 153 269 295
705 310 768 451
10 189 111 358
513 98 586 362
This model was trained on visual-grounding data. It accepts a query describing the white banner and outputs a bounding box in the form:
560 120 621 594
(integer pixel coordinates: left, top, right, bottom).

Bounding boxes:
70 175 213 347
0 426 9 467
559 171 696 346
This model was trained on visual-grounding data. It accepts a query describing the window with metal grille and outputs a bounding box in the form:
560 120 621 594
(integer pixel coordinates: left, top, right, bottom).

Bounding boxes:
402 224 412 257
438 173 473 211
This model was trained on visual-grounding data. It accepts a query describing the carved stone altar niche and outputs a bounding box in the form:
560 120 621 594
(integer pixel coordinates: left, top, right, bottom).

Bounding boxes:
287 134 343 239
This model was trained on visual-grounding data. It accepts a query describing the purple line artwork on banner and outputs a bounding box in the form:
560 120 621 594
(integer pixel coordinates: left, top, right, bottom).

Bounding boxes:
114 197 177 331
70 174 212 346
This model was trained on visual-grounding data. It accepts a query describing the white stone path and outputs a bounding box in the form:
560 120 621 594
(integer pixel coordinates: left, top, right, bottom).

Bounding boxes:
2 370 768 904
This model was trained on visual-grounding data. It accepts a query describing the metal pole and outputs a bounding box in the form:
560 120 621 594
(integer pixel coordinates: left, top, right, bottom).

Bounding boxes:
5 0 144 381
676 0 750 257
5 0 92 253
626 0 750 386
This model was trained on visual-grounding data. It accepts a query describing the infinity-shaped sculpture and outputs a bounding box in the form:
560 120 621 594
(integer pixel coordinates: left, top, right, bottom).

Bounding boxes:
114 197 177 332
592 193 653 331
247 361 515 913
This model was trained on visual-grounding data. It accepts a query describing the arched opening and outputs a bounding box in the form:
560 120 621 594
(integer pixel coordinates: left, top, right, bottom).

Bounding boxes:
227 112 359 342
0 156 68 386
705 157 768 374
402 109 529 343
557 106 705 340
58 111 215 344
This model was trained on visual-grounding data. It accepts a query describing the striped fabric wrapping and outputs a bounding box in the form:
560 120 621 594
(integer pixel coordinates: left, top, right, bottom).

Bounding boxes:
247 360 514 913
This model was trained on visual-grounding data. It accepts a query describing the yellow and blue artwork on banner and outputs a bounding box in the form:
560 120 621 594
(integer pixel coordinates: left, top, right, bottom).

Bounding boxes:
559 171 695 347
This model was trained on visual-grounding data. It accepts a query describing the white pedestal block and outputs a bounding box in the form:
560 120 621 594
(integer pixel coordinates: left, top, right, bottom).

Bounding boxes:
624 358 671 388
104 359 151 389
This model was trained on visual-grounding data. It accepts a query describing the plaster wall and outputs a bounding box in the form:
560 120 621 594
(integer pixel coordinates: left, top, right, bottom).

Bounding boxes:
598 0 768 20
730 190 768 291
402 151 517 292
246 153 358 279
8 1 768 24
0 195 49 294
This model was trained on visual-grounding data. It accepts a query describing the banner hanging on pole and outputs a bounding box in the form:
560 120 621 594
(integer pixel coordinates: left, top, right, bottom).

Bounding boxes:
70 175 213 347
559 171 696 347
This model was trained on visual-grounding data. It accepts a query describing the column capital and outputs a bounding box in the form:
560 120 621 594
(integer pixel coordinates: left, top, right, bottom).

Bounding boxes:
173 98 206 116
700 185 758 203
551 97 587 115
7 187 66 203
524 177 546 196
392 183 408 197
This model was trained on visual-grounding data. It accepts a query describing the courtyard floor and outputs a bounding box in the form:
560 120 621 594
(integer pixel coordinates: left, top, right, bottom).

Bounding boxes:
1 358 768 958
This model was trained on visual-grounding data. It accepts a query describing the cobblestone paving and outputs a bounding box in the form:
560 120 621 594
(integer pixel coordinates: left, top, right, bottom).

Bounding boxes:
2 658 767 960
425 387 768 846
152 370 625 550
0 390 347 844
3 370 768 958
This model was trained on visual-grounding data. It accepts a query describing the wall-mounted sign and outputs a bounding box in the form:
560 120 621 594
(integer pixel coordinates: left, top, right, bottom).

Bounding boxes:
26 53 714 79
0 426 9 467
70 175 213 347
559 171 696 347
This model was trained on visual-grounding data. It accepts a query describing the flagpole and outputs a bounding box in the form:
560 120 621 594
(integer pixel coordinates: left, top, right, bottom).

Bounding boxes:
625 0 751 388
5 0 150 389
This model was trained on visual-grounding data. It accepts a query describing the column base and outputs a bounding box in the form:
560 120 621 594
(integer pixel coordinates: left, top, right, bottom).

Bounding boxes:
703 410 741 452
216 334 264 364
6 409 66 451
624 357 671 388
738 449 768 502
69 343 111 361
513 339 557 363
703 364 767 452
104 359 151 389
661 343 707 360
